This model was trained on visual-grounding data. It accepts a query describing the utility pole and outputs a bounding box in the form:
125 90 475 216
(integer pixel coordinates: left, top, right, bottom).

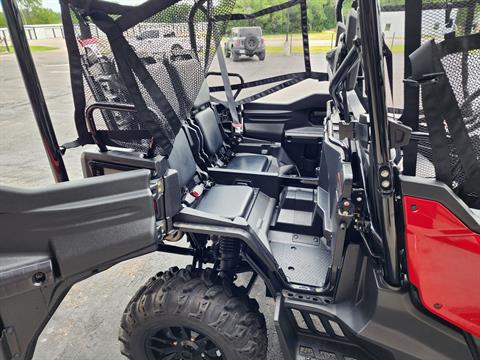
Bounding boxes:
284 7 291 56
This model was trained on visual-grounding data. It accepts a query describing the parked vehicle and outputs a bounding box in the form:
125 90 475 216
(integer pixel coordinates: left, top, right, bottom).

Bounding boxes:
130 29 191 55
224 26 266 61
1 0 479 359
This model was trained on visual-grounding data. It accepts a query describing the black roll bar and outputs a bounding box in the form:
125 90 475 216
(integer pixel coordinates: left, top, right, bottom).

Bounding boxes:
336 0 346 22
3 0 69 183
358 0 401 286
206 71 245 99
85 102 138 152
329 42 361 117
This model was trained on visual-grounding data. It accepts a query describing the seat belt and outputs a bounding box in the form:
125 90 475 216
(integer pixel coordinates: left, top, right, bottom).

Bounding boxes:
216 48 243 135
383 39 394 101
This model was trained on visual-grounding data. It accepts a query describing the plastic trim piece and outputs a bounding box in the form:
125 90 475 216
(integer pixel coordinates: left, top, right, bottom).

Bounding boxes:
404 196 480 337
401 175 480 233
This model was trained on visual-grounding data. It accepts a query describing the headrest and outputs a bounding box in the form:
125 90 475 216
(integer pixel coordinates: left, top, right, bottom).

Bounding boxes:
345 8 360 91
193 79 211 109
345 9 358 50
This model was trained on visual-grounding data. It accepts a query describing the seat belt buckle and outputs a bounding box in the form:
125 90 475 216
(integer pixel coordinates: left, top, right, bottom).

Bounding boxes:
232 122 244 135
182 193 196 206
190 184 205 199
404 72 444 87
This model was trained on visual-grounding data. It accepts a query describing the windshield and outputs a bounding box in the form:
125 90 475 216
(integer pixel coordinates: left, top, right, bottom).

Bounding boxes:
137 30 160 40
237 27 262 37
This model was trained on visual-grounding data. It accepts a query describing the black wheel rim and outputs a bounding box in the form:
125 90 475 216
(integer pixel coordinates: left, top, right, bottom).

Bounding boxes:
145 326 225 360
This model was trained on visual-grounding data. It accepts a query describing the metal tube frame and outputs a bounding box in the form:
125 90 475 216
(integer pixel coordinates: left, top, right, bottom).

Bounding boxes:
358 0 401 286
3 0 69 182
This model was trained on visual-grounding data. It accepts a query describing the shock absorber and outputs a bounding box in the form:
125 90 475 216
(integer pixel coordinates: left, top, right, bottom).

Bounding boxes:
218 237 240 277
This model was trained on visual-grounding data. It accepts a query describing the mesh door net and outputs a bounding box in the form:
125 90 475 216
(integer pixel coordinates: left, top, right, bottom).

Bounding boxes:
61 0 235 156
410 0 480 207
380 0 479 183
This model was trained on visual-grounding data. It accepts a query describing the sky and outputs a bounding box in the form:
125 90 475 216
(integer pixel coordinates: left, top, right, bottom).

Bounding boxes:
41 0 146 12
0 0 209 13
42 0 61 12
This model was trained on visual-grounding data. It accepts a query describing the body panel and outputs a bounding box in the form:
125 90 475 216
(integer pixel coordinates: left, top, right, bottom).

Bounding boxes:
404 196 480 337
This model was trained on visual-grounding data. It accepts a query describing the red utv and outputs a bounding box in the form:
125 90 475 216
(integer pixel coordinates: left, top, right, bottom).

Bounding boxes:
0 0 479 359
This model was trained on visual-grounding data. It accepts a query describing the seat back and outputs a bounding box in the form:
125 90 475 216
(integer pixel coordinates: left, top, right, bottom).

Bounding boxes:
80 40 205 155
168 129 199 190
194 107 225 157
192 80 226 158
316 119 353 275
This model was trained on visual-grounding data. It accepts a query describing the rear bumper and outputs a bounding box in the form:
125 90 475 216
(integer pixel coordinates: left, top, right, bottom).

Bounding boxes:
233 48 264 56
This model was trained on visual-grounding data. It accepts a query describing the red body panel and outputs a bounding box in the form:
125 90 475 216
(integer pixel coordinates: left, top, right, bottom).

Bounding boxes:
404 196 480 337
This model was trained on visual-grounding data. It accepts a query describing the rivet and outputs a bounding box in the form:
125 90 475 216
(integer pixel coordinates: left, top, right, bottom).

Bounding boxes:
434 303 443 309
32 272 46 286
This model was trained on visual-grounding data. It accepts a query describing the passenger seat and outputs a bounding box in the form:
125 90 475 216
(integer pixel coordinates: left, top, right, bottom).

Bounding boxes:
190 81 297 175
168 128 275 248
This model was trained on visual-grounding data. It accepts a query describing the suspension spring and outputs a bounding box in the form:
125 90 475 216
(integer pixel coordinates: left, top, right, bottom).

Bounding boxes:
218 237 240 276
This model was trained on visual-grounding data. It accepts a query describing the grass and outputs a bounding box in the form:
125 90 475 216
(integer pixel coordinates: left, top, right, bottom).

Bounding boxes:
0 45 58 53
263 31 336 41
390 44 405 53
266 43 405 54
267 45 333 54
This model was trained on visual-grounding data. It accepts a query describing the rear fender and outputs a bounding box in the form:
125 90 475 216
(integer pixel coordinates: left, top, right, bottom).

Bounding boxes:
401 176 480 337
174 207 283 294
0 170 158 360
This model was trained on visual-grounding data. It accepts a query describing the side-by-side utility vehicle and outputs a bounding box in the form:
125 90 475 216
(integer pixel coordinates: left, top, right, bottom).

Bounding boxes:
1 0 479 359
224 26 266 61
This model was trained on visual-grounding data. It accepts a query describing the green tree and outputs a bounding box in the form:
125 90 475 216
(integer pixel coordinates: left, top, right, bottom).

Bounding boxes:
18 0 42 12
17 0 41 24
225 0 337 34
0 12 6 28
27 7 61 24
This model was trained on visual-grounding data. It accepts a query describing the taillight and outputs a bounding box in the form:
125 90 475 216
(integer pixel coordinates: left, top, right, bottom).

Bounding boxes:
261 38 264 44
235 39 241 47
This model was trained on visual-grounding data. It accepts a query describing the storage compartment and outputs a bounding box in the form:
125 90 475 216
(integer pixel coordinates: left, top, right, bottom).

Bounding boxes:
284 126 324 177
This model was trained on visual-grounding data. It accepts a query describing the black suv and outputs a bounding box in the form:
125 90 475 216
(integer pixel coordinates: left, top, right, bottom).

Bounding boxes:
224 26 266 61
